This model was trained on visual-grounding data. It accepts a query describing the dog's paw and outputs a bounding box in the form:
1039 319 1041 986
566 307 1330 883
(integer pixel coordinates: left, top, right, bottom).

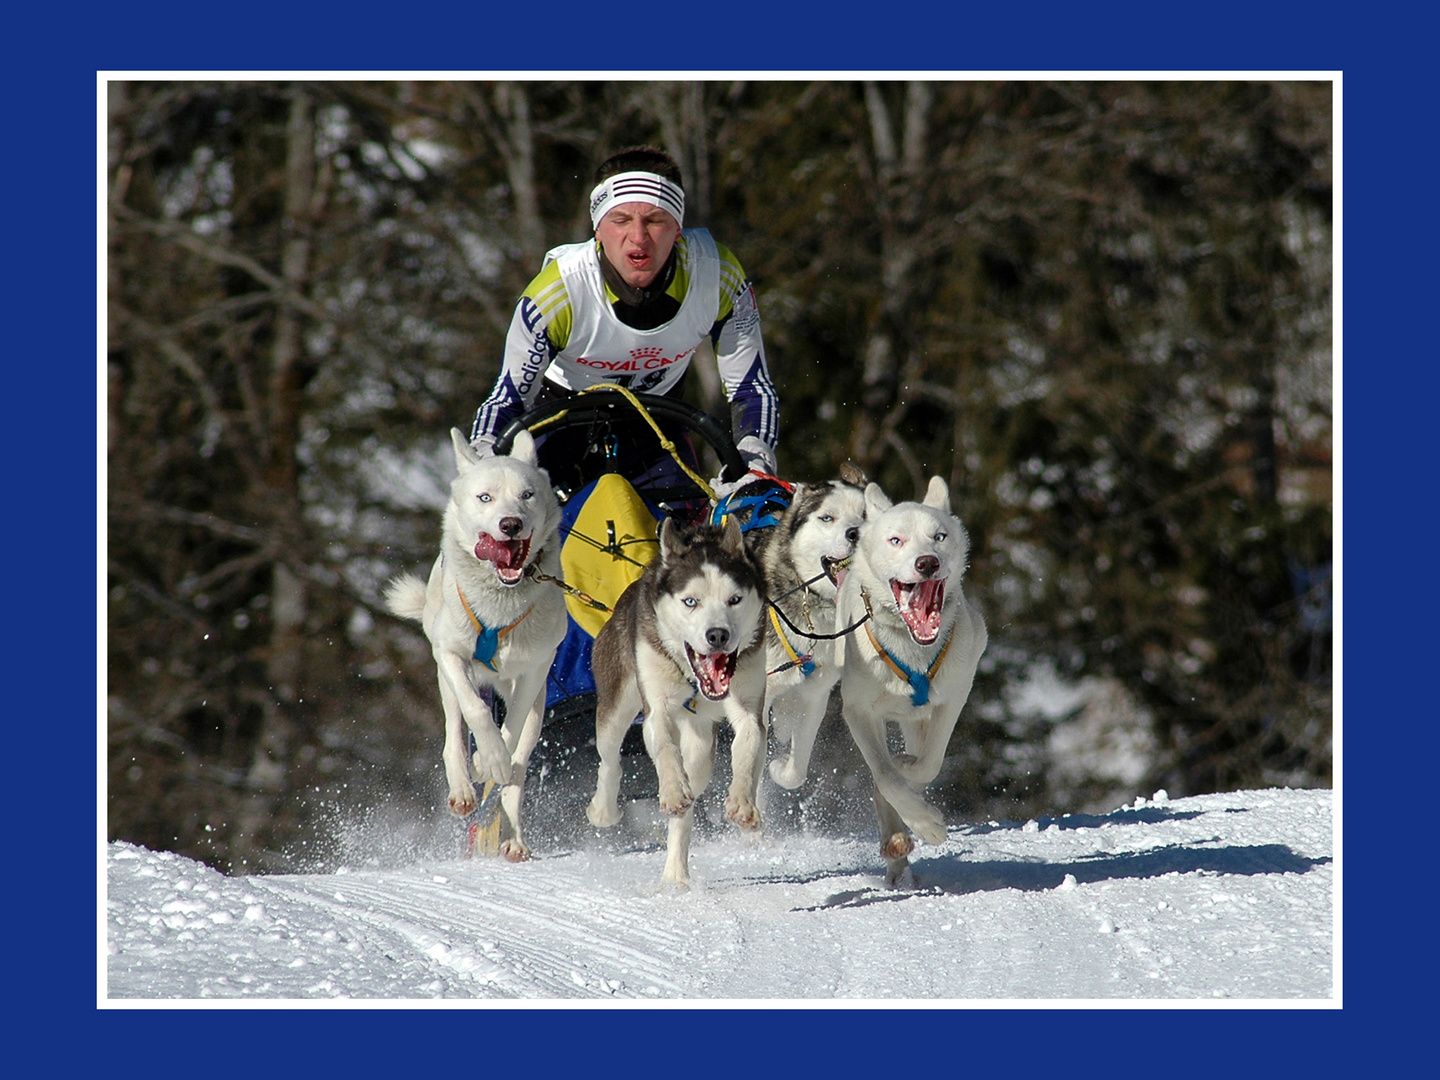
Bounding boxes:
447 789 478 817
586 796 621 829
499 839 531 863
881 831 915 861
768 756 806 790
906 808 947 847
470 749 514 787
724 794 762 831
658 779 694 817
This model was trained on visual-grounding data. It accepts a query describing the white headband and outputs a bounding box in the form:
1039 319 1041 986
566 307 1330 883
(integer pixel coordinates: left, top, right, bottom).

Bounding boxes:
588 171 685 230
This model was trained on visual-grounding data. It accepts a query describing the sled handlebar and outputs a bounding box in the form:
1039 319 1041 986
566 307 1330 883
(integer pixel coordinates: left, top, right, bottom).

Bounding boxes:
493 389 749 483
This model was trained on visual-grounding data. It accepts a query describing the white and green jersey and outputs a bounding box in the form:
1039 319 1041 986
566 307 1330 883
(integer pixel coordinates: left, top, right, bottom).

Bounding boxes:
471 229 778 465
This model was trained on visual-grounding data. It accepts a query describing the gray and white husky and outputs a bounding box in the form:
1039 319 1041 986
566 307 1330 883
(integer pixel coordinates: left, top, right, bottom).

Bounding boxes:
835 477 988 885
740 465 869 790
586 516 768 887
384 428 568 862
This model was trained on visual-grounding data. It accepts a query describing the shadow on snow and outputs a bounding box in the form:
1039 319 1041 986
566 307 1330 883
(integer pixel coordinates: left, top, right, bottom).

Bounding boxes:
798 841 1330 911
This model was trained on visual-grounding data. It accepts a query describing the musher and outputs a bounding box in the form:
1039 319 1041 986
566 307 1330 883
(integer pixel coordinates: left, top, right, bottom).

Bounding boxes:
468 146 780 506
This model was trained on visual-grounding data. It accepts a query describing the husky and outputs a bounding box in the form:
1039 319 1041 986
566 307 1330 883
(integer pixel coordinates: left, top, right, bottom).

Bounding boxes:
585 516 767 887
834 476 987 885
384 428 568 862
736 464 869 790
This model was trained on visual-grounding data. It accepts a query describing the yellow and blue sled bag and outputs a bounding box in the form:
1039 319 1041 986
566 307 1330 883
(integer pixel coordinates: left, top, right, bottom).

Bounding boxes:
545 473 662 707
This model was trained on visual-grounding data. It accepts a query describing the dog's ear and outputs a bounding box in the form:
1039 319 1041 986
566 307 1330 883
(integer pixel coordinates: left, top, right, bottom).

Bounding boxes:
508 428 539 467
659 517 689 564
923 475 951 513
838 461 868 488
718 514 745 557
864 482 892 518
451 428 484 472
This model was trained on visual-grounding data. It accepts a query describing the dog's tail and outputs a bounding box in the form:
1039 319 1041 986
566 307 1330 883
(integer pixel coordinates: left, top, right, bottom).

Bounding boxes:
382 574 427 622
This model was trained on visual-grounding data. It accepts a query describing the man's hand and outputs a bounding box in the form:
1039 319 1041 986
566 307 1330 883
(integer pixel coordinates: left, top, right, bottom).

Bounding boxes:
708 471 759 501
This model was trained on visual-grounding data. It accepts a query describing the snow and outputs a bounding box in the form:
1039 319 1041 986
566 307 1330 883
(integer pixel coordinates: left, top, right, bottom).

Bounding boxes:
104 786 1333 1003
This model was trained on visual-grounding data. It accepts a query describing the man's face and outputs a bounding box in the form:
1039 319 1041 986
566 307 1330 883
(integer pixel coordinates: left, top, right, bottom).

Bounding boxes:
595 202 681 290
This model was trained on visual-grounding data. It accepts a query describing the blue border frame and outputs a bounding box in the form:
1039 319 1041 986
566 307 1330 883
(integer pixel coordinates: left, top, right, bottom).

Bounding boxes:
35 1 1418 1071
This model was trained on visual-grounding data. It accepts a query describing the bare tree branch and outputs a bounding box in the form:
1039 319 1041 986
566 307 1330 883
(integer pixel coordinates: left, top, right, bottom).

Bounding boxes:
111 204 330 324
110 499 271 545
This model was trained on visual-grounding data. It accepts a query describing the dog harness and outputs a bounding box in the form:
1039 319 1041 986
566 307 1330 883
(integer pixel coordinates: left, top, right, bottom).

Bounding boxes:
861 614 956 708
711 474 795 533
767 605 816 677
455 583 535 671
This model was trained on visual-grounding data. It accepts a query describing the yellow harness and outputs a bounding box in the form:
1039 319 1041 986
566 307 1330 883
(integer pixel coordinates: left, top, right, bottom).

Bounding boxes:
767 605 816 677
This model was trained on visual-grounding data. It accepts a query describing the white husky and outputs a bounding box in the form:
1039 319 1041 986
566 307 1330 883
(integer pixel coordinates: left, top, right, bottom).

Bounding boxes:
384 429 568 862
586 517 768 887
835 477 987 885
741 465 869 790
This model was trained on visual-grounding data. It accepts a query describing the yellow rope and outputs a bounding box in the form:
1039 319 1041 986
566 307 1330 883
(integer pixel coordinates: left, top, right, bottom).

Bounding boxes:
768 605 815 676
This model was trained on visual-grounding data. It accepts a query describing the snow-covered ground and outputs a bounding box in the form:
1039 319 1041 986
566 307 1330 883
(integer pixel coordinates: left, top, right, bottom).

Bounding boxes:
104 786 1333 1003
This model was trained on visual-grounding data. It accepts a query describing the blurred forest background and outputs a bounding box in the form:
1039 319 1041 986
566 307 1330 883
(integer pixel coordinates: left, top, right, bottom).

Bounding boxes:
106 80 1332 874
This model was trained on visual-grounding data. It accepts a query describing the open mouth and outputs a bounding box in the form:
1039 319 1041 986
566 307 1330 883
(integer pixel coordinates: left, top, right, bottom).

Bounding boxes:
475 533 531 585
891 577 945 644
685 644 737 701
822 555 851 589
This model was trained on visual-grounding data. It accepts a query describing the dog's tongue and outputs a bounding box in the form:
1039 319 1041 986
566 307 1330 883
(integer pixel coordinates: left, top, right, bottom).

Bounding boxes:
913 578 944 620
690 648 735 700
475 533 531 583
475 533 520 568
894 578 945 643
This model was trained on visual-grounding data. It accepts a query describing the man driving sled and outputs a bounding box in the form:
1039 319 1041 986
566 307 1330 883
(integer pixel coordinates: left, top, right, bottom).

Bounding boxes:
468 146 780 504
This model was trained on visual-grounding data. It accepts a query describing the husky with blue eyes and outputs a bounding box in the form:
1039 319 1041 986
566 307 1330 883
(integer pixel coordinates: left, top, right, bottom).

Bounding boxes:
835 476 988 886
586 516 767 887
737 463 869 792
384 428 567 862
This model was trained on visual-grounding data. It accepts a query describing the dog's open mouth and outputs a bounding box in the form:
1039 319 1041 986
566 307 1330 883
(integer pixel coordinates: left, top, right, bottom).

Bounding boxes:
822 555 850 589
475 533 531 585
685 644 737 700
891 577 945 644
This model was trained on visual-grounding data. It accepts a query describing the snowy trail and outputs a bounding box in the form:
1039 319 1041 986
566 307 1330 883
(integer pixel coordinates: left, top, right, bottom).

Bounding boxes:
105 787 1334 1002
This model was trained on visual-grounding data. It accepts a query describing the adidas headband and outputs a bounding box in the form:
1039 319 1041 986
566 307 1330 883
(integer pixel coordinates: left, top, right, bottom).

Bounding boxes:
588 171 685 229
